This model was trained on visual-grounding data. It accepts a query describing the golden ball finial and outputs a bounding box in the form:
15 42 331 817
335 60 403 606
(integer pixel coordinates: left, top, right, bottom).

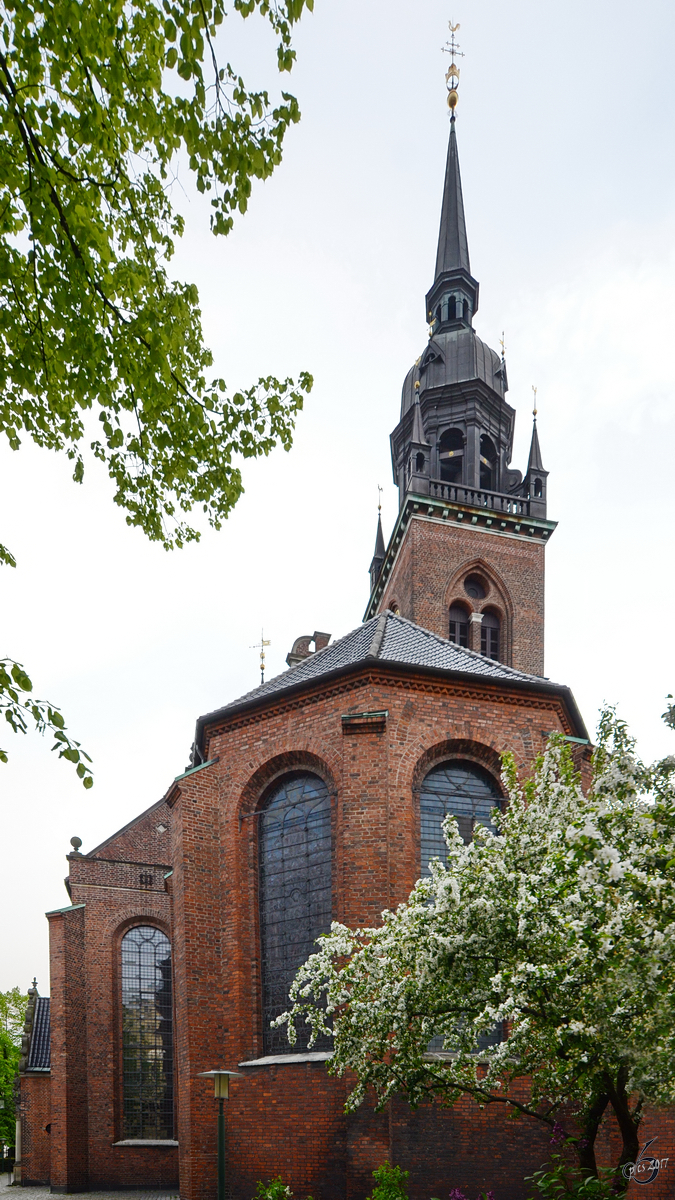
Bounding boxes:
447 88 459 110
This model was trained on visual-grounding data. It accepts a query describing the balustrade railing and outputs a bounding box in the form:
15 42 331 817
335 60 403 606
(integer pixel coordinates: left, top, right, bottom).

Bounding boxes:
426 479 531 516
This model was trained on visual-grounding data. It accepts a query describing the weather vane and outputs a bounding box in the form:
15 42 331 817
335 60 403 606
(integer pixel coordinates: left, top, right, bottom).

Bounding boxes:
377 484 383 514
442 19 463 114
250 629 271 685
500 331 506 359
532 385 538 417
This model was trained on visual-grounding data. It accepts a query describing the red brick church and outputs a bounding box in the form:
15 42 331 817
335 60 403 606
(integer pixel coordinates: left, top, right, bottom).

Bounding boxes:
18 112 599 1197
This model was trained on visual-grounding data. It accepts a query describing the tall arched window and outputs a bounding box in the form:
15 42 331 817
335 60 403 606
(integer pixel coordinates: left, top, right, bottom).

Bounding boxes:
439 428 464 484
420 760 501 877
259 773 332 1054
420 762 502 1051
121 926 173 1140
481 611 500 661
479 434 497 490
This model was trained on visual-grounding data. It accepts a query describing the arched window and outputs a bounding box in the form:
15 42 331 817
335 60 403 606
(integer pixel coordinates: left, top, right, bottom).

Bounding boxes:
415 451 426 473
420 762 502 1051
121 926 173 1140
448 295 457 320
534 477 543 498
420 760 501 876
479 434 497 490
259 773 332 1054
439 428 464 484
448 605 468 648
481 611 500 661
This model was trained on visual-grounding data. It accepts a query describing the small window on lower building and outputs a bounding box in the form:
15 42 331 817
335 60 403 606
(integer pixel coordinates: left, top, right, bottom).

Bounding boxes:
449 606 468 647
481 611 500 660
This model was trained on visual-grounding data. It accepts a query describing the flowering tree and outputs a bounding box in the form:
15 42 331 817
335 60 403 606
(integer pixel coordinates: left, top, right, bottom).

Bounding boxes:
276 709 675 1192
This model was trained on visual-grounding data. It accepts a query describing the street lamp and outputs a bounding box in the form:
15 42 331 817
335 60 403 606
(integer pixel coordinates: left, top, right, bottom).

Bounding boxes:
198 1070 243 1200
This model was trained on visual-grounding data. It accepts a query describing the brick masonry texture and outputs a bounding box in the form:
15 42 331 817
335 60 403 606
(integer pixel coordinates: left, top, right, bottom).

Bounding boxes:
377 515 546 675
31 654 673 1200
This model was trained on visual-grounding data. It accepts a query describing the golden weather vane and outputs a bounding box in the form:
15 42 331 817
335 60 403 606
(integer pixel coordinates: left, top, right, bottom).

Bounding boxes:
250 628 271 685
500 331 506 358
442 19 464 113
532 385 538 417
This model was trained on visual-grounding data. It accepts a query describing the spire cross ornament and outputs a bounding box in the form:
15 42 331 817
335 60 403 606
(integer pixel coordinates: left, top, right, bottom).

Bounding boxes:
442 19 464 113
250 629 271 685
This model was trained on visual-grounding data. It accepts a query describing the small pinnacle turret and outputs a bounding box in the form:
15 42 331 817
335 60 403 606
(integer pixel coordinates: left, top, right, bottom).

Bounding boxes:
369 511 386 594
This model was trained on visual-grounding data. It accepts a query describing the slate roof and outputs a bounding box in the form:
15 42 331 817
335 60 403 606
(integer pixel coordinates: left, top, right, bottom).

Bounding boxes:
195 612 587 745
27 997 51 1071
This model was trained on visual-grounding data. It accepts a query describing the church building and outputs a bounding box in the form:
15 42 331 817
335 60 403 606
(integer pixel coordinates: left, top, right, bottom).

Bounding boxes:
19 104 599 1199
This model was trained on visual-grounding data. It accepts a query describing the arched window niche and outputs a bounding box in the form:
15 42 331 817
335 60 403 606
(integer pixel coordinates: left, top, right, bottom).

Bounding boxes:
419 761 503 1053
121 925 174 1140
259 773 333 1054
448 604 469 648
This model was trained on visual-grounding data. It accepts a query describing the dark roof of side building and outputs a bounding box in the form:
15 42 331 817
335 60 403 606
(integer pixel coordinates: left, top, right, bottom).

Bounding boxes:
26 997 51 1072
194 611 588 751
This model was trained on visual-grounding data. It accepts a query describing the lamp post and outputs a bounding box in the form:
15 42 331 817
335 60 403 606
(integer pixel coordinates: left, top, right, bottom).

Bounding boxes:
198 1070 243 1200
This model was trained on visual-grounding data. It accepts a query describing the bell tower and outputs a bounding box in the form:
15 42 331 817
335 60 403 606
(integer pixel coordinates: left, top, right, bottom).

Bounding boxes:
365 49 556 677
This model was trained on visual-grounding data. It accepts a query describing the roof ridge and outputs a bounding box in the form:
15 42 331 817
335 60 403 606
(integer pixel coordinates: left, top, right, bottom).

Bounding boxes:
366 611 388 659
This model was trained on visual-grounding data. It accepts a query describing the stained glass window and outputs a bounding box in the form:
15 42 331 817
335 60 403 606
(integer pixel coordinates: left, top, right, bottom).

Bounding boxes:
420 761 502 1051
121 926 174 1139
259 773 332 1055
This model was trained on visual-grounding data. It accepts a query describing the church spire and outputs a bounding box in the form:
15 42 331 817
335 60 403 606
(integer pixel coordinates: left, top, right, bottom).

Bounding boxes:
434 117 470 281
424 37 479 331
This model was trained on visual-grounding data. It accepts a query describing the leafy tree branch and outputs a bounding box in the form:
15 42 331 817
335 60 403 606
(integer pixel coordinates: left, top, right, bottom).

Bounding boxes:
0 658 93 786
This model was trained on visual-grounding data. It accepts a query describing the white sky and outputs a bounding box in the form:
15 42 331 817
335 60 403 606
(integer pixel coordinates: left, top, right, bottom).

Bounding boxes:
2 0 674 992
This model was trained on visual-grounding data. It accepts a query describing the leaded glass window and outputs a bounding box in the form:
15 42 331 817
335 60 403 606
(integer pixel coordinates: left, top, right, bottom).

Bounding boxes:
259 773 332 1054
420 760 501 876
121 926 174 1139
420 761 502 1051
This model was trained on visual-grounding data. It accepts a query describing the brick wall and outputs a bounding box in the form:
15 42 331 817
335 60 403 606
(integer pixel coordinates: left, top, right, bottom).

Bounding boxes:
376 515 547 676
162 664 578 1199
46 814 179 1192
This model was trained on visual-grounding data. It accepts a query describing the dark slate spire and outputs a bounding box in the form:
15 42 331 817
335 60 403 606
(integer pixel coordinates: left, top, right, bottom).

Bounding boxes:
434 117 470 279
425 117 479 329
369 510 386 594
523 413 549 517
527 417 545 473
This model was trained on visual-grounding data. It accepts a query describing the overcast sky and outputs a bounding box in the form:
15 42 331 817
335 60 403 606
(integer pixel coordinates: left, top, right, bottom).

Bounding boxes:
2 0 674 992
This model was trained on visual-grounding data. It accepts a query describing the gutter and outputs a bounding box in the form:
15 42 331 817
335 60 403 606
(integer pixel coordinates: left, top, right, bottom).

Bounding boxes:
193 656 588 759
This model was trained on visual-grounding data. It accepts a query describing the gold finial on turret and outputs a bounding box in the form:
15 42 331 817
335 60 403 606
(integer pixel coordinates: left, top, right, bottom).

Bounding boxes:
532 385 538 418
442 20 464 112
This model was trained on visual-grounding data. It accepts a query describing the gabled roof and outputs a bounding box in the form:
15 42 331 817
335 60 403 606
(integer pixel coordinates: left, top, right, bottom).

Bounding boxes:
26 997 51 1072
195 612 588 746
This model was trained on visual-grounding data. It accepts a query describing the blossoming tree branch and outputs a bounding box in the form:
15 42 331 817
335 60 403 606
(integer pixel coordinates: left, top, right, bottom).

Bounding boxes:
277 707 675 1194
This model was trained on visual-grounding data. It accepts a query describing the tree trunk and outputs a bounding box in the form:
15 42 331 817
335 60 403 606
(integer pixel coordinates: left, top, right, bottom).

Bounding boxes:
577 1090 610 1179
603 1070 643 1195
